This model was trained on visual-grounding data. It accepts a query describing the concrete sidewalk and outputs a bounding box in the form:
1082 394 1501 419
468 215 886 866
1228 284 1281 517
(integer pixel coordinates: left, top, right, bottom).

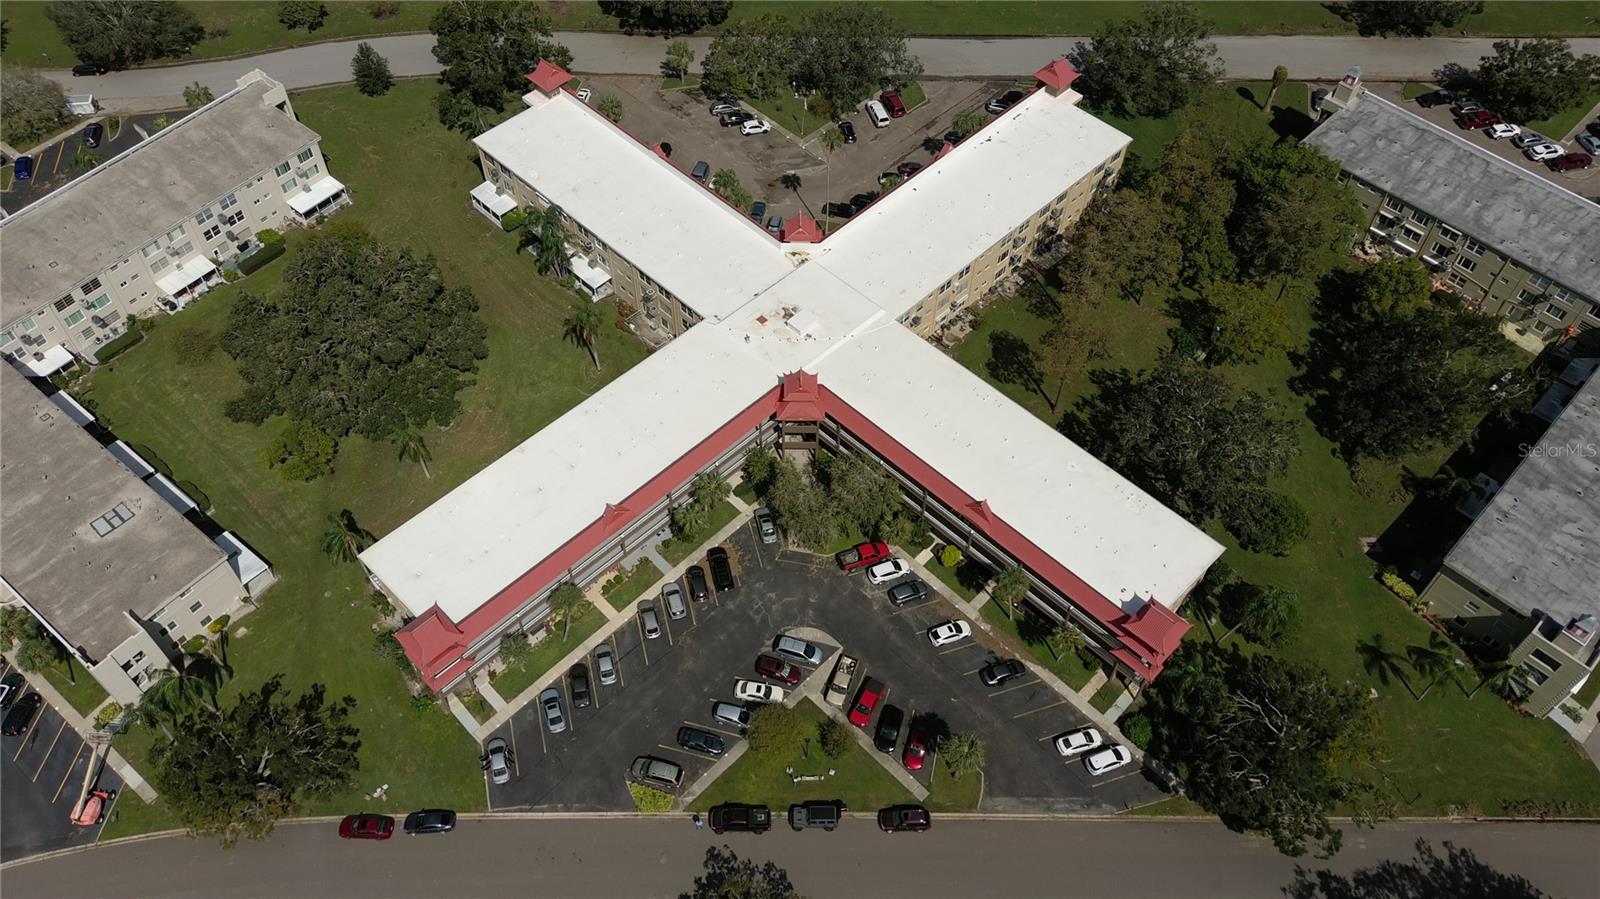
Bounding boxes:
16 674 156 802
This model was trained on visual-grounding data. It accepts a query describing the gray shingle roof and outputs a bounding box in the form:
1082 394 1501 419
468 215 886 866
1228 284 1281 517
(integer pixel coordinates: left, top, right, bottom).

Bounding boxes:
1304 92 1600 301
0 79 318 323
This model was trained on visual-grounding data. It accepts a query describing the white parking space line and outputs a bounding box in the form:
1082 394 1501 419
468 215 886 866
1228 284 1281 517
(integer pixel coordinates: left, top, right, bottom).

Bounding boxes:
689 720 744 739
508 719 522 775
655 743 707 759
32 718 68 781
937 643 974 655
12 705 45 761
51 740 86 802
636 615 650 666
1012 699 1069 719
1088 768 1144 789
988 679 1040 698
961 665 987 676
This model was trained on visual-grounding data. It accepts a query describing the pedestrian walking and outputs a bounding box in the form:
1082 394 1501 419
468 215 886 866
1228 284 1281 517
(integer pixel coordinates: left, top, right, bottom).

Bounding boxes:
693 813 703 830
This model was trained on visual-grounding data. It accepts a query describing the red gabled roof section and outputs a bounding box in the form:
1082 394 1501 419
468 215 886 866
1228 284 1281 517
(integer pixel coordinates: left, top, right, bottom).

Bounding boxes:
1117 601 1190 663
775 371 825 421
1034 57 1080 93
935 141 955 160
395 608 469 680
649 143 670 160
599 503 633 535
779 214 822 243
965 499 995 527
526 59 574 94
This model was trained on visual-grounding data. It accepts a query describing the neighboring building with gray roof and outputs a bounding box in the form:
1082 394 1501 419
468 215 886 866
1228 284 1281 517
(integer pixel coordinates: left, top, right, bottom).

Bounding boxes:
0 70 349 376
0 364 251 704
1306 79 1600 346
1421 367 1600 717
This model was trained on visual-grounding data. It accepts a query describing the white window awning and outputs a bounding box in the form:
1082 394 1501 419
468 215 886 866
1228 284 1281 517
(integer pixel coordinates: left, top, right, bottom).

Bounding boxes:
147 472 197 514
289 176 347 215
470 180 518 217
20 345 74 377
49 390 95 426
568 252 613 294
214 531 270 585
108 440 157 478
156 256 218 295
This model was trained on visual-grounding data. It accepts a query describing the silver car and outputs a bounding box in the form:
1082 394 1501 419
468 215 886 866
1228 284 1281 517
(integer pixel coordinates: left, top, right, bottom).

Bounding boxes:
663 582 687 620
595 644 618 685
712 701 752 732
483 736 513 784
539 687 566 734
639 600 662 639
755 509 778 544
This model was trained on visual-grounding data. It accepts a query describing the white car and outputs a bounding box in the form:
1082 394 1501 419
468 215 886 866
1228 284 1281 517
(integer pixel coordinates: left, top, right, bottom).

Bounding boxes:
1512 130 1549 148
740 119 772 136
1083 744 1133 776
1484 122 1520 140
865 559 911 585
1524 142 1564 161
483 736 513 785
927 619 973 647
575 87 592 104
1053 727 1104 757
734 679 784 704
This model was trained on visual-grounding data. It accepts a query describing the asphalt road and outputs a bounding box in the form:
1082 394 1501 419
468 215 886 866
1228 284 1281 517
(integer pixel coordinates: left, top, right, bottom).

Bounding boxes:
41 32 1600 114
3 818 1590 898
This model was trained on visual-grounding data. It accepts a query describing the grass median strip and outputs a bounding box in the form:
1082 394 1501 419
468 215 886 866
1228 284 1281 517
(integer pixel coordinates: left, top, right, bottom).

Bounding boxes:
490 604 606 701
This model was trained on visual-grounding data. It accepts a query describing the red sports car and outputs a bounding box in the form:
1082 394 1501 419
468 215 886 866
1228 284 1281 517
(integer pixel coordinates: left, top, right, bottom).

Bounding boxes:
902 728 930 772
338 814 395 840
847 678 885 728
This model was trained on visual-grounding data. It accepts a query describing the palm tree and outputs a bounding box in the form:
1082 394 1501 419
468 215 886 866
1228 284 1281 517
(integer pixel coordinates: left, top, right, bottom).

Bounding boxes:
139 650 228 733
533 204 571 278
1468 660 1528 701
562 298 605 370
1045 621 1085 662
547 583 588 640
394 430 432 479
1264 65 1289 113
1357 633 1417 699
1405 632 1456 701
320 509 374 565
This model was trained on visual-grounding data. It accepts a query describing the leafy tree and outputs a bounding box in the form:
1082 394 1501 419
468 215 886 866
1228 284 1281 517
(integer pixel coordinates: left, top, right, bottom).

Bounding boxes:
372 631 410 670
0 67 69 149
673 471 730 537
792 4 922 108
1 607 64 674
1264 64 1290 113
941 731 986 779
223 227 488 443
663 38 695 80
1045 621 1086 660
1057 191 1181 307
685 846 802 899
600 0 731 35
743 445 780 496
277 0 328 30
520 203 573 278
183 80 213 108
596 93 624 122
1074 2 1224 117
1231 139 1363 281
1185 280 1291 365
1223 490 1310 556
393 429 432 478
822 453 903 541
819 125 843 158
746 703 806 753
1300 301 1520 463
700 14 794 100
818 718 850 758
429 0 571 127
562 298 606 371
710 168 753 210
939 545 964 569
1356 633 1416 699
1064 359 1299 522
1184 560 1235 642
261 420 338 482
1470 38 1600 125
1348 257 1432 318
367 0 399 20
151 676 360 847
991 566 1030 621
951 109 984 138
1147 128 1239 287
1405 632 1458 701
1142 644 1388 857
46 0 203 68
767 459 838 550
1330 0 1484 36
352 41 394 96
320 509 374 565
547 583 588 639
140 651 229 726
1468 659 1526 701
1221 582 1300 645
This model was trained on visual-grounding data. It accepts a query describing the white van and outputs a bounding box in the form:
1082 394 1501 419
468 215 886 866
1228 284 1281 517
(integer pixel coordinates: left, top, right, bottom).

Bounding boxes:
864 99 891 128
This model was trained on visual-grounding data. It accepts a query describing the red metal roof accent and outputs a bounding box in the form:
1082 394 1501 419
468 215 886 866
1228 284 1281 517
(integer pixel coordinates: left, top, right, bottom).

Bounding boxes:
649 143 669 160
779 214 822 243
599 503 633 534
525 59 574 94
1117 601 1190 662
965 499 995 527
775 371 825 422
395 608 469 680
1034 57 1080 93
936 142 955 160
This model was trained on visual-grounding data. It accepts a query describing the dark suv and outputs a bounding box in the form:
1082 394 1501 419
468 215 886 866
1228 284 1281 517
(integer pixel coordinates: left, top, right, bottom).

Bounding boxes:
685 564 710 601
788 800 844 831
569 662 592 708
709 802 772 834
706 547 735 593
873 704 904 753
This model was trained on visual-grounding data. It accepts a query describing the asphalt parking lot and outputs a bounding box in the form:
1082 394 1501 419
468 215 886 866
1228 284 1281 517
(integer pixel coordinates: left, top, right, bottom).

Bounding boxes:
0 662 122 860
484 524 1159 814
2 112 170 214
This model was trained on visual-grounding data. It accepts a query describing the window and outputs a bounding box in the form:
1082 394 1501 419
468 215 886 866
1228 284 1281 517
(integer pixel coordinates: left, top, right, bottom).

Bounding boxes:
189 601 203 613
301 164 320 179
1375 213 1399 230
1433 242 1454 257
54 296 75 312
1533 321 1551 335
1464 601 1481 613
959 264 972 277
275 161 291 177
1464 237 1487 255
220 193 238 210
131 651 145 664
80 277 102 294
224 211 245 227
1401 224 1424 242
142 241 159 259
203 224 222 241
166 621 178 633
80 328 95 341
19 318 37 332
200 615 213 627
195 208 214 225
151 257 171 273
1554 286 1579 304
1457 257 1477 273
1437 224 1461 241
1544 303 1567 319
64 311 84 327
167 224 186 242
86 294 111 309
1518 288 1542 303
281 178 298 192
297 147 314 163
1383 195 1405 212
89 502 136 537
1410 209 1433 226
0 331 13 345
1528 273 1552 290
173 241 193 256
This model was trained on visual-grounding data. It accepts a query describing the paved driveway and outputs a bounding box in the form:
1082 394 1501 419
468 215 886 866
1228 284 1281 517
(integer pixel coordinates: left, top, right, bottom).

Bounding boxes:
482 524 1159 813
3 112 170 213
0 663 121 860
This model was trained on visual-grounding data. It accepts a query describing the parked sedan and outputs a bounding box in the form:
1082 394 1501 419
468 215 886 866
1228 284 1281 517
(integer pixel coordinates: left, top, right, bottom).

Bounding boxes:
734 679 785 704
568 662 592 709
865 558 910 585
1084 744 1134 776
1548 152 1593 172
1512 130 1550 148
539 686 566 734
873 704 904 753
886 580 928 607
979 658 1026 687
1 692 42 736
713 701 753 732
878 804 932 832
82 122 104 148
896 161 923 178
709 802 772 833
1454 110 1501 129
402 809 457 835
677 725 727 756
710 101 741 116
720 111 755 127
837 120 857 143
339 814 395 840
822 202 857 219
987 89 1026 113
1524 141 1564 161
685 565 710 601
71 63 109 76
1053 726 1104 757
902 727 931 771
772 634 825 666
755 509 778 544
927 619 972 647
0 671 24 710
1578 133 1600 155
595 644 618 685
847 677 885 728
754 653 802 686
1484 122 1520 140
482 737 513 785
740 118 773 136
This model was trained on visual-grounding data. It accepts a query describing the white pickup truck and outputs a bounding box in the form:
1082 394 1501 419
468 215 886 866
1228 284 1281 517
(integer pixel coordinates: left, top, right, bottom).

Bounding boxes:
824 653 858 708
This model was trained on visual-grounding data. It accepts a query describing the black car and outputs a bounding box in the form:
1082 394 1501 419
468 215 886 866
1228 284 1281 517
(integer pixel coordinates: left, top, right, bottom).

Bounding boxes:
402 809 457 835
569 662 592 708
71 63 108 77
709 802 772 834
659 141 673 158
0 671 25 711
986 89 1026 113
677 726 727 756
706 546 735 593
944 130 965 146
1587 121 1600 139
886 580 927 607
822 202 857 219
720 111 755 127
750 200 767 222
896 161 923 178
873 703 904 753
1417 88 1457 109
82 122 104 148
849 191 879 211
878 804 932 833
1 692 42 736
685 564 710 601
979 658 1027 687
837 120 857 143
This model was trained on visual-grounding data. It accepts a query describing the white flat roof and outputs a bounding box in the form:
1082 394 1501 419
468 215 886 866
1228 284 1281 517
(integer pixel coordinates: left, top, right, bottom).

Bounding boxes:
156 256 217 295
474 90 797 322
568 252 612 292
20 346 74 377
361 324 780 620
214 531 270 586
287 175 347 215
470 180 518 216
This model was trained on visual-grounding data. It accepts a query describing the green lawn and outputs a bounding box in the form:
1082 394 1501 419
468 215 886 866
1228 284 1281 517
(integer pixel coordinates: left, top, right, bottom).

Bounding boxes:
603 558 664 612
658 499 741 565
1525 89 1600 140
1089 678 1126 713
689 700 915 812
459 690 494 723
733 481 759 505
1100 81 1313 171
746 92 830 140
490 604 606 701
38 659 110 717
925 754 984 812
924 552 988 602
1576 671 1600 708
980 602 1102 691
100 792 183 841
79 80 650 835
900 81 928 113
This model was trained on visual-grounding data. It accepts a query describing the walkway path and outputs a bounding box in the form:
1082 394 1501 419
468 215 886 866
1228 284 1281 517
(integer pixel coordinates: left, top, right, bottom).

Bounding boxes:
18 676 155 802
43 32 1600 113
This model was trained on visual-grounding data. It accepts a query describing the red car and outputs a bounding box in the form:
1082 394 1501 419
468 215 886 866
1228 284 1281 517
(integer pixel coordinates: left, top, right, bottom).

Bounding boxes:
902 728 930 771
753 654 802 686
338 814 396 840
836 541 891 572
847 677 885 728
880 89 907 118
1454 110 1501 130
1548 152 1593 172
